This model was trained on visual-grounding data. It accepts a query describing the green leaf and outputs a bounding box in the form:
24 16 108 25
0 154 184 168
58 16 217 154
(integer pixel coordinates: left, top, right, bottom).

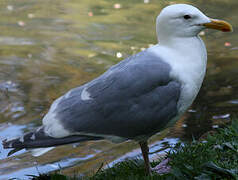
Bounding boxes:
195 173 212 180
203 162 238 179
222 142 238 152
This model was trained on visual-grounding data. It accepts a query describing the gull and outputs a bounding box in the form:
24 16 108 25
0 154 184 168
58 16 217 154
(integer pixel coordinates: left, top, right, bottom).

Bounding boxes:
3 3 232 175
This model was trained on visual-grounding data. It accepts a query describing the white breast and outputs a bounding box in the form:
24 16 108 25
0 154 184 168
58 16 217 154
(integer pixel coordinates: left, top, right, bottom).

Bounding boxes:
149 36 207 114
172 54 207 114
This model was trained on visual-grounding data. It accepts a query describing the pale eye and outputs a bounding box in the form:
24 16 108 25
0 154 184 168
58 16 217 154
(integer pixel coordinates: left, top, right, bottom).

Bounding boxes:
183 15 191 20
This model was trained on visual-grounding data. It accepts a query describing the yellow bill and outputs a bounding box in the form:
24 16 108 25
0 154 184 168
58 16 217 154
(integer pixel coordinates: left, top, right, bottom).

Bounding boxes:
203 19 233 32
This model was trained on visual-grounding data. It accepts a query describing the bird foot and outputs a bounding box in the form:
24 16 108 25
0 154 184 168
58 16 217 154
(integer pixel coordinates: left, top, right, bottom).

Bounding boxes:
152 158 171 174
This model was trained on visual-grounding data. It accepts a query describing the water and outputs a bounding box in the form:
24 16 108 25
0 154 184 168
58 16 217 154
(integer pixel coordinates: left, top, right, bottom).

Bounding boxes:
0 154 96 180
0 0 238 179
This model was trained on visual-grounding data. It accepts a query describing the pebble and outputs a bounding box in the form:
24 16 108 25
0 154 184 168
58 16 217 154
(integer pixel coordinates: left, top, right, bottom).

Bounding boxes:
7 5 13 11
212 125 219 129
212 114 230 119
182 124 187 128
116 52 122 58
17 21 25 27
114 4 121 9
28 13 35 18
144 0 150 3
88 12 93 17
224 42 231 47
199 31 205 36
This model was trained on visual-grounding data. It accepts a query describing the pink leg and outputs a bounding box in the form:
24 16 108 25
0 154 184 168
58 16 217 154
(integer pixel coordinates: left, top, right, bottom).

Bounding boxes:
139 141 151 175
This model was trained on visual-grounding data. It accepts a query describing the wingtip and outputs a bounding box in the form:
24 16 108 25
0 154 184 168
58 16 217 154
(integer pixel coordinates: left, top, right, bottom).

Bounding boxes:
2 139 23 156
7 148 23 157
2 138 9 148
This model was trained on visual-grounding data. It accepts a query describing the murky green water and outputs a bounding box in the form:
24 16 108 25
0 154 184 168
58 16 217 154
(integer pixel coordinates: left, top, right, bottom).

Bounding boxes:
0 0 237 179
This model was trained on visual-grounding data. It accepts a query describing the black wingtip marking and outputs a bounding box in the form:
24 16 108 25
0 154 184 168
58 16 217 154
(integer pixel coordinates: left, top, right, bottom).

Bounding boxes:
7 148 23 157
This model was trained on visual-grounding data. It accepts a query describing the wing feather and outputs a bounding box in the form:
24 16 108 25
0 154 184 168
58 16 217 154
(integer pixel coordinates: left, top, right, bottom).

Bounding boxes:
44 50 181 139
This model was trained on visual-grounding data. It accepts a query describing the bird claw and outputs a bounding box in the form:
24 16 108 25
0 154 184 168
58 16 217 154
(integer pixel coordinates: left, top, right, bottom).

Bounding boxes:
152 158 171 174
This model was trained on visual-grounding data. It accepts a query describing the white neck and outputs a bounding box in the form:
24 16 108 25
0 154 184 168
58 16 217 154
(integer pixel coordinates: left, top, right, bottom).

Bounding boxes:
159 36 205 55
150 36 207 68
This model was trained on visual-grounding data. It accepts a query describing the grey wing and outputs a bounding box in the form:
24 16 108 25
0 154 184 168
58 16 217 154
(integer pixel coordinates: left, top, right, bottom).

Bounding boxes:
45 51 181 139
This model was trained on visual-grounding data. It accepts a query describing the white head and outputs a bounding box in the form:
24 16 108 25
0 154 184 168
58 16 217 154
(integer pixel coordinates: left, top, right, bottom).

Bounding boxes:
156 4 232 43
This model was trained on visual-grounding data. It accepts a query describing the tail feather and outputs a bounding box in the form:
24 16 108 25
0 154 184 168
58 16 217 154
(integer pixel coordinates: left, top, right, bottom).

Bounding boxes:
3 127 102 156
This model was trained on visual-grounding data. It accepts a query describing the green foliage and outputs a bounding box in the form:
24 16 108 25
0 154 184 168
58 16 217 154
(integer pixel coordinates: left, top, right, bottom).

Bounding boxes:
86 159 166 180
28 173 69 180
88 119 238 180
162 119 238 180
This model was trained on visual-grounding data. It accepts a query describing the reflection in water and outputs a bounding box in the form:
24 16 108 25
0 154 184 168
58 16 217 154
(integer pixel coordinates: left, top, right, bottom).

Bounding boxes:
0 0 237 178
228 99 238 104
0 154 96 180
0 37 35 46
0 81 18 92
